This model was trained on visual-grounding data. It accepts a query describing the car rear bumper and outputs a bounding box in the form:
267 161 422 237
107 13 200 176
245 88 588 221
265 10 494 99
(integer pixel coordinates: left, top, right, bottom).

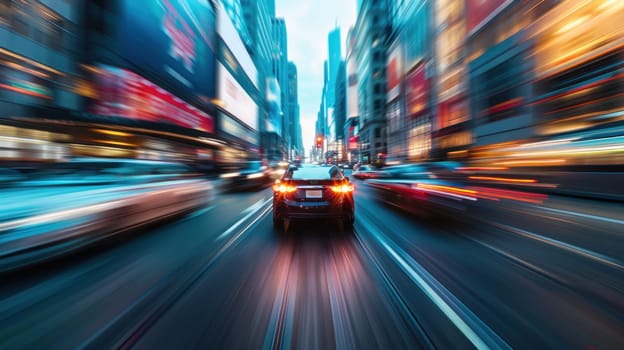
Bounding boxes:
273 199 353 220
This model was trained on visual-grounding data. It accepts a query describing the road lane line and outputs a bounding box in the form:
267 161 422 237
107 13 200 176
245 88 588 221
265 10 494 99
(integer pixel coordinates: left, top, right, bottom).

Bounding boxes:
216 198 272 240
357 214 510 350
534 206 624 226
82 199 272 349
491 222 624 272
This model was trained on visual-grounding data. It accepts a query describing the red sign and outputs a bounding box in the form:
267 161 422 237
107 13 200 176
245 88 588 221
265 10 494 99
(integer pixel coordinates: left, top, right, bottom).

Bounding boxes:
438 96 467 129
387 57 399 92
466 0 509 34
406 64 428 117
91 65 214 133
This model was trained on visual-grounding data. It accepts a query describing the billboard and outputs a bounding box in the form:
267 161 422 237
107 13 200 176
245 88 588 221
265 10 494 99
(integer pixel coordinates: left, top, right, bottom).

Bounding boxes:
216 1 258 88
91 65 214 132
386 42 403 101
466 0 511 35
118 0 216 103
346 118 359 150
217 63 258 131
405 63 428 117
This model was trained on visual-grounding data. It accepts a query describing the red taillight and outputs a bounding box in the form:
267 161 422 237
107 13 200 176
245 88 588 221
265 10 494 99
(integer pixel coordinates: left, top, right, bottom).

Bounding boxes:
330 184 354 193
273 183 297 193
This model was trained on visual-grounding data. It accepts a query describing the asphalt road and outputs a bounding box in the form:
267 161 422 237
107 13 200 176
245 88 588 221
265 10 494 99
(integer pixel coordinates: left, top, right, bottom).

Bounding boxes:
1 173 623 349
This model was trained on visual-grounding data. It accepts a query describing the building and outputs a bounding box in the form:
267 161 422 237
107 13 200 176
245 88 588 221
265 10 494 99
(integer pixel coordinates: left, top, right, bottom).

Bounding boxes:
326 27 342 114
333 60 347 160
215 0 261 164
1 0 82 161
287 61 302 158
271 18 290 156
353 0 391 165
344 27 360 163
241 0 283 161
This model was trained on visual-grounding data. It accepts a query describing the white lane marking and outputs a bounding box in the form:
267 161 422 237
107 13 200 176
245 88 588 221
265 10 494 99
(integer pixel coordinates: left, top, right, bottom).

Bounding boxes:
359 215 509 350
534 206 624 226
491 222 624 272
217 198 271 240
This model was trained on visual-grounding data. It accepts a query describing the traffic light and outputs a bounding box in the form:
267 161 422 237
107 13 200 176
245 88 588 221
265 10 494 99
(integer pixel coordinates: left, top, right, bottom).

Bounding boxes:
316 136 322 148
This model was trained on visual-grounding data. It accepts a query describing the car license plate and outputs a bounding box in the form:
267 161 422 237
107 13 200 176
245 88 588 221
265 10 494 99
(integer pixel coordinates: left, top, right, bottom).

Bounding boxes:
306 190 322 198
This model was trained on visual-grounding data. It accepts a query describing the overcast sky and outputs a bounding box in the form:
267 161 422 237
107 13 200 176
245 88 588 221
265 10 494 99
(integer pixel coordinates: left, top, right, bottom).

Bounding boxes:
275 0 356 156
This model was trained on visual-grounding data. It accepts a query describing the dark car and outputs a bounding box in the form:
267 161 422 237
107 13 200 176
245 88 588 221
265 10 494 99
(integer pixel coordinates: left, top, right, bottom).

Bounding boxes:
220 160 271 190
352 164 377 179
272 165 354 230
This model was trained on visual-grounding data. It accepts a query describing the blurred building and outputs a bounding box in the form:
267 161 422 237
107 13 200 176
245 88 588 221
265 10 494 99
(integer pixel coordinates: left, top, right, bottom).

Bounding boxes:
465 0 541 155
324 27 345 162
353 0 391 165
325 27 342 153
214 0 261 165
431 0 468 160
467 0 624 168
287 61 302 158
333 60 347 161
80 0 223 169
241 0 284 162
0 0 82 162
385 10 403 164
271 18 290 157
344 27 360 163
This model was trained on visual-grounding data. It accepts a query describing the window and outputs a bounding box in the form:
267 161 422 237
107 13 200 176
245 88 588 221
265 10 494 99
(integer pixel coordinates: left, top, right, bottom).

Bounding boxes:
286 166 344 180
375 128 381 138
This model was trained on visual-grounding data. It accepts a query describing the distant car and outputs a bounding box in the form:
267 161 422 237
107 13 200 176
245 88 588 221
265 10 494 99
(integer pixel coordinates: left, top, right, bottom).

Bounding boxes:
339 162 355 170
220 160 271 190
272 164 354 230
268 161 291 180
352 165 377 179
366 161 473 218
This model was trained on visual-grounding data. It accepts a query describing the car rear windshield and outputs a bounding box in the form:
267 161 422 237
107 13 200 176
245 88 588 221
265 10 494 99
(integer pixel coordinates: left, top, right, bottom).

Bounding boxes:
285 166 343 180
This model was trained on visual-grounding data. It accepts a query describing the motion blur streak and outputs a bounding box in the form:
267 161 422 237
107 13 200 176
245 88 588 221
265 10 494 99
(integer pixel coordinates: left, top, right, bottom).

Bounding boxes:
468 176 537 184
357 212 511 350
470 187 549 204
488 222 624 272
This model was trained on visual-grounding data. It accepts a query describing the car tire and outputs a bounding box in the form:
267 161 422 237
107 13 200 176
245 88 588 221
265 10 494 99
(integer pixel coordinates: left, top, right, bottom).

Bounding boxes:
273 215 285 232
343 215 354 227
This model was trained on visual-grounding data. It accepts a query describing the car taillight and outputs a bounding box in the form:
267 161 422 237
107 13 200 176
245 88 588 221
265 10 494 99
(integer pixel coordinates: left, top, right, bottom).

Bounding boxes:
330 184 354 193
273 183 297 193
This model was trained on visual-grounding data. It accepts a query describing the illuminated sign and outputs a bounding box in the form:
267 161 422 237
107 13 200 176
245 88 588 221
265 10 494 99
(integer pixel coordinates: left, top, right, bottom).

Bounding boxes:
386 43 402 101
91 65 214 132
406 63 428 117
217 63 258 131
466 0 511 35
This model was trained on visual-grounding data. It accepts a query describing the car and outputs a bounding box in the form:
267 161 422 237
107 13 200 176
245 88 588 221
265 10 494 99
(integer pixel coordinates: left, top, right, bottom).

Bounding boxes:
0 158 213 272
220 160 271 190
352 164 377 179
272 164 355 231
268 161 291 180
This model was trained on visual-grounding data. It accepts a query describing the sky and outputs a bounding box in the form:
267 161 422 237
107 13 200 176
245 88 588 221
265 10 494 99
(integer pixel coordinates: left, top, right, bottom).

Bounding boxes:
275 0 356 157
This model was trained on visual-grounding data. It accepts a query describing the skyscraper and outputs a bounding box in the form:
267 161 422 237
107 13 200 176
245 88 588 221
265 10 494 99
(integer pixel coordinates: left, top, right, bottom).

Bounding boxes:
272 18 290 155
354 0 391 165
287 61 301 157
326 27 342 109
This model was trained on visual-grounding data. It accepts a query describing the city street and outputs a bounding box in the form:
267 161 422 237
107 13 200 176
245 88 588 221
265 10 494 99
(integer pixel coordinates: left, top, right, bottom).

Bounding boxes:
1 173 623 349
